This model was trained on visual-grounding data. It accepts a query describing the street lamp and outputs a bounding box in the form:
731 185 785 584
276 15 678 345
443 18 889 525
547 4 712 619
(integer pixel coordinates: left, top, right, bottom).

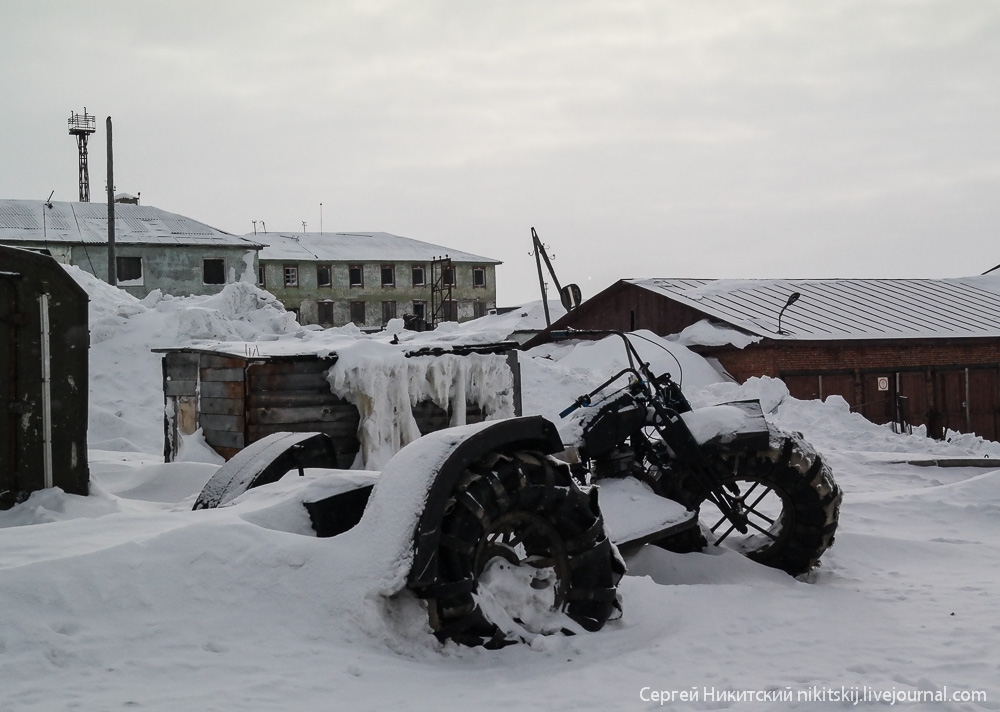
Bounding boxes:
777 292 801 334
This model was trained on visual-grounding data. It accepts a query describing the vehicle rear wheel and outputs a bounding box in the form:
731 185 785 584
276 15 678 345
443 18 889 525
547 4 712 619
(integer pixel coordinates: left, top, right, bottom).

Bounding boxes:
409 450 624 647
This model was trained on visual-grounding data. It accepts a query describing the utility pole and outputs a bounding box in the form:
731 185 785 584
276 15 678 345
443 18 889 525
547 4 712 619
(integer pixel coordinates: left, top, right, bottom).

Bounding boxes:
106 116 116 286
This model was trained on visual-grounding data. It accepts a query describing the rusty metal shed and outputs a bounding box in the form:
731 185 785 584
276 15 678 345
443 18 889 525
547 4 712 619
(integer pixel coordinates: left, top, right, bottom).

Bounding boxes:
1 245 89 508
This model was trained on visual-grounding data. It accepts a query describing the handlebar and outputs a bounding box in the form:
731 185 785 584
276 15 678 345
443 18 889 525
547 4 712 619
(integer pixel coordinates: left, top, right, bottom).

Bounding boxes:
558 394 592 418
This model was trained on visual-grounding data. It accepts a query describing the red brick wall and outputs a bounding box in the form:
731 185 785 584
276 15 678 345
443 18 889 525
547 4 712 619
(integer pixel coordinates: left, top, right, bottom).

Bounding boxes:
698 338 1000 439
701 338 1000 382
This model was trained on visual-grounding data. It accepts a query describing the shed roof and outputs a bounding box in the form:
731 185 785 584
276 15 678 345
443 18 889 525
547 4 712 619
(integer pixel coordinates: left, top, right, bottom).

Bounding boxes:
631 277 1000 341
252 231 501 264
0 199 261 249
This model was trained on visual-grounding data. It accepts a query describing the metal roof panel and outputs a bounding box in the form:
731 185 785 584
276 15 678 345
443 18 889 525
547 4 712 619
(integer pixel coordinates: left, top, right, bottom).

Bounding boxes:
0 199 262 249
630 277 1000 340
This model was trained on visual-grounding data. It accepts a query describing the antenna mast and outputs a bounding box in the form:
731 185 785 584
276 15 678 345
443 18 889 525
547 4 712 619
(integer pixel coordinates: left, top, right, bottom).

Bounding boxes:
67 108 97 202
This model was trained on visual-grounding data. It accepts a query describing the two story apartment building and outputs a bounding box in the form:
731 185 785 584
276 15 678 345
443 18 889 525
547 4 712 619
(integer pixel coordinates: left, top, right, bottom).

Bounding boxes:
253 231 501 328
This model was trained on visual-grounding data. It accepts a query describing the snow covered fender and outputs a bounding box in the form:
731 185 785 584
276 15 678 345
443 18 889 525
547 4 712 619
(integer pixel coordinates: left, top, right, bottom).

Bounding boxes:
679 399 773 452
193 431 341 510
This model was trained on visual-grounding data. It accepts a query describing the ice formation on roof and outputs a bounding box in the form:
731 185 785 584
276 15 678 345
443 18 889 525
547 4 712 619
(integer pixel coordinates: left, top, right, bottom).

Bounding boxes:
327 341 516 469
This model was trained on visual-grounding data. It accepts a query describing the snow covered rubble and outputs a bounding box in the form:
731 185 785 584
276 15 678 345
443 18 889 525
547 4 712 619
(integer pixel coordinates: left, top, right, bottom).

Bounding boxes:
1 271 999 710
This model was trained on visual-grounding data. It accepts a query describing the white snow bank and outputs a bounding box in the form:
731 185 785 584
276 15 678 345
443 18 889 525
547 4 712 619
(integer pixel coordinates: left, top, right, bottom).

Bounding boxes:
64 266 301 453
680 404 760 445
444 300 567 341
692 375 1000 459
673 318 762 349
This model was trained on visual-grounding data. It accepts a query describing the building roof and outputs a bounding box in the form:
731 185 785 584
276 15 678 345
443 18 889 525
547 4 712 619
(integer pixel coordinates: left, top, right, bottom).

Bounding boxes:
631 277 1000 341
252 231 501 264
0 199 261 249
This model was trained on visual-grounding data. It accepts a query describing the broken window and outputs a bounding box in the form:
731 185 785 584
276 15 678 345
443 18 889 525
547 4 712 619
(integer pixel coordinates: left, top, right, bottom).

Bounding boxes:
412 265 425 287
317 265 331 288
258 266 266 288
381 265 395 287
349 265 363 287
473 267 486 288
116 256 142 284
283 265 298 288
203 258 226 285
443 266 456 287
412 300 426 320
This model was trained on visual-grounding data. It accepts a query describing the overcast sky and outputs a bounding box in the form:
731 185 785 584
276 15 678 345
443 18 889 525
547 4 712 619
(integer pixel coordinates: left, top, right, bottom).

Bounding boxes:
2 1 999 304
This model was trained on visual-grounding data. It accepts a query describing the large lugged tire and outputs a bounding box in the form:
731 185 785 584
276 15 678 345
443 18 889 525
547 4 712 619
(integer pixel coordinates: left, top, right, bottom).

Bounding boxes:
409 450 625 648
674 431 841 576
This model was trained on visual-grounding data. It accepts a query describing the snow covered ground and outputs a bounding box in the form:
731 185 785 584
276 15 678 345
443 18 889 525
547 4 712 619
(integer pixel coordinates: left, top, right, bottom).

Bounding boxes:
1 274 998 710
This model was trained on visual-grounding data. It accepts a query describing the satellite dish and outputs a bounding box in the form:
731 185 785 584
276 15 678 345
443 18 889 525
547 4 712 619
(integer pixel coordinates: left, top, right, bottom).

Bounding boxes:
560 283 582 311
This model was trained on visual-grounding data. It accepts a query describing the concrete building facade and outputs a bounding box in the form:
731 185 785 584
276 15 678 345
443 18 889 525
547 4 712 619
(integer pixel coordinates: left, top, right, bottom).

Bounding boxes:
252 231 501 328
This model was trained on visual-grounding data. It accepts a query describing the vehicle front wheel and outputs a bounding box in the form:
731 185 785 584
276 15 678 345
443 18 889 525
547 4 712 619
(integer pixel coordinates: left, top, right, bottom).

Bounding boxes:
409 450 625 647
677 431 842 576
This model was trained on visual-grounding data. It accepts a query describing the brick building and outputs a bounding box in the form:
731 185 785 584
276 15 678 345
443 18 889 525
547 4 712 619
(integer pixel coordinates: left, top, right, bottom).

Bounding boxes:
535 277 1000 440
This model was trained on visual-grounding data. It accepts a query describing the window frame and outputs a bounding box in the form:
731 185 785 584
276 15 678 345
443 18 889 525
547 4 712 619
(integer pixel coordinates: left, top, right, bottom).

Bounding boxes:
472 266 487 288
317 300 334 325
349 300 366 325
203 258 226 285
381 300 397 325
442 266 456 287
381 264 395 288
316 264 332 288
283 264 299 288
412 265 426 287
349 265 364 288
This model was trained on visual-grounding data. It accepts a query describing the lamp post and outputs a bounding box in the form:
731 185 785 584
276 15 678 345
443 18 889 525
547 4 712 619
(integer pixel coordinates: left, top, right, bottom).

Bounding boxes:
777 292 800 334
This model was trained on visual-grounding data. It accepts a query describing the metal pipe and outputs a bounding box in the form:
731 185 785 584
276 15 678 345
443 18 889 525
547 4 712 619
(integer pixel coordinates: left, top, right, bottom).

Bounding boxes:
38 293 53 489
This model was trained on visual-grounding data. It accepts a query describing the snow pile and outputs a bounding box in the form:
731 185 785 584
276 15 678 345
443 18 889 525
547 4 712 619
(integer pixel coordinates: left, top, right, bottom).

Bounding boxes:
328 340 516 469
65 266 300 453
694 375 1000 459
167 281 298 341
441 300 567 341
673 318 762 349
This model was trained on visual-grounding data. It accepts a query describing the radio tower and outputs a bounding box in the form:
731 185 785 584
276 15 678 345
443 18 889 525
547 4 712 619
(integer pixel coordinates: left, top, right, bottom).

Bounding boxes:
67 108 97 202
